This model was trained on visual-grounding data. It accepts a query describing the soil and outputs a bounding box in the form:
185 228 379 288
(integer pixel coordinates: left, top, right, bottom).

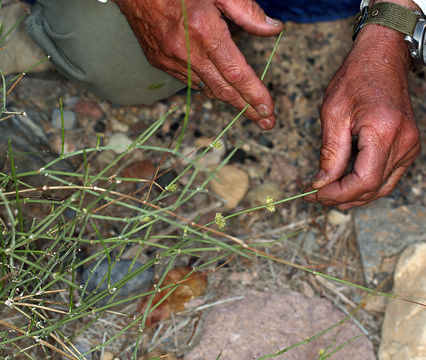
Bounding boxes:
1 15 425 360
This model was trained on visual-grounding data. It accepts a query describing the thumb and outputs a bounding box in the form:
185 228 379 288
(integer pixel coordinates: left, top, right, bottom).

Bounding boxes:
216 0 284 36
312 110 352 189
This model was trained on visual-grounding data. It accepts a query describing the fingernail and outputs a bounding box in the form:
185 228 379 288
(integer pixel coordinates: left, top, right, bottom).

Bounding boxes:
256 104 271 117
266 16 281 27
258 118 272 129
311 170 327 185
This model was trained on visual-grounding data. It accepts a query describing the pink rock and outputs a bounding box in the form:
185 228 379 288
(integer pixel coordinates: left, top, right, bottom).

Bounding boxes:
185 289 376 360
73 100 104 120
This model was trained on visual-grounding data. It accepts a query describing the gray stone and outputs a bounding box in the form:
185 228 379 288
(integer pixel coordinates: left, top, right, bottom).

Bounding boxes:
51 108 78 130
0 3 52 74
354 199 426 285
107 133 133 154
0 110 74 186
80 259 154 306
185 289 376 360
378 243 426 360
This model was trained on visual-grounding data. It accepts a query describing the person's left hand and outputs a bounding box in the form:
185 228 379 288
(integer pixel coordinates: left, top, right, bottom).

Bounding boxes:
305 24 421 210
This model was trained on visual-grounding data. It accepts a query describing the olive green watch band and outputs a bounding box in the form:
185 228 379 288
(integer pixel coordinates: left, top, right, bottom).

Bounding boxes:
353 2 420 38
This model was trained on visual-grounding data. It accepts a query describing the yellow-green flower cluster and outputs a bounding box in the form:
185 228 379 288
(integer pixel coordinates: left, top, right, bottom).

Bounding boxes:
265 195 276 213
166 184 177 192
210 141 222 149
214 212 226 229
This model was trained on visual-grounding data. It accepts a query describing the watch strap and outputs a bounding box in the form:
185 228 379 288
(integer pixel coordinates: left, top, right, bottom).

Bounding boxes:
353 2 420 39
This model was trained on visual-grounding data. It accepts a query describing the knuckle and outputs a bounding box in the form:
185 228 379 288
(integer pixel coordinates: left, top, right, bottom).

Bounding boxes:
223 65 244 84
188 10 205 35
320 98 345 121
404 125 420 146
212 83 239 103
360 177 381 193
319 140 340 161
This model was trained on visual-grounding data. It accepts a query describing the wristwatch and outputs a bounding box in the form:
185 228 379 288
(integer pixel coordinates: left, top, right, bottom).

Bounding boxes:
353 2 426 72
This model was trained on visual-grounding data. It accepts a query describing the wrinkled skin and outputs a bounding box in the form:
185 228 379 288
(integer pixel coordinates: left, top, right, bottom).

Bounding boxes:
113 0 421 209
112 0 284 130
305 24 421 209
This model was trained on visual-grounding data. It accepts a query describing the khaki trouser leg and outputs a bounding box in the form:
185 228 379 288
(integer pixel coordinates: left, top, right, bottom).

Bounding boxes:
25 0 185 105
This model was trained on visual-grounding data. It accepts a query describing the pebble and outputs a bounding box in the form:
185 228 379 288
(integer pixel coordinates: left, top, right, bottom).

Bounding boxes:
94 119 107 133
50 136 77 155
51 108 78 130
209 165 249 210
184 289 375 360
101 351 115 360
74 100 104 120
225 148 247 164
246 182 282 207
121 160 156 180
96 150 116 165
110 118 130 133
257 134 274 149
328 209 350 225
80 259 154 306
156 169 177 189
379 243 426 360
107 133 133 154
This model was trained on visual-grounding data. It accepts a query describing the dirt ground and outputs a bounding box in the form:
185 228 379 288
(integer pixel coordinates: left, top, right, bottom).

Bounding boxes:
2 14 425 360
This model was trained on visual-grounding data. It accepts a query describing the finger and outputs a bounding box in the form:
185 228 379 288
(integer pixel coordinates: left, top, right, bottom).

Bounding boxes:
203 31 276 127
311 105 352 190
315 128 389 204
195 58 276 129
338 148 419 209
217 0 284 35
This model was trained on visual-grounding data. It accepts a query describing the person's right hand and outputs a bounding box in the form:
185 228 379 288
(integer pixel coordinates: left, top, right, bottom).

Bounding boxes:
112 0 283 130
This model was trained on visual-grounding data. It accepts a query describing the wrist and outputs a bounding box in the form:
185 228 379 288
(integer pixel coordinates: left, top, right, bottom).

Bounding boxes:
354 25 413 71
354 1 423 71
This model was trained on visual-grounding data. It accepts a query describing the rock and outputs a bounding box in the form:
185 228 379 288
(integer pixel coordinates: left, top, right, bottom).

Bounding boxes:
246 182 282 207
94 119 107 133
1 3 52 74
225 148 247 164
121 160 156 180
257 134 274 148
50 136 77 155
51 109 78 130
328 209 350 225
74 101 104 120
107 133 133 154
80 259 154 306
156 169 177 189
378 243 426 360
97 150 116 166
209 165 249 210
101 351 115 360
0 110 74 186
194 137 225 167
354 199 426 285
184 289 375 360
